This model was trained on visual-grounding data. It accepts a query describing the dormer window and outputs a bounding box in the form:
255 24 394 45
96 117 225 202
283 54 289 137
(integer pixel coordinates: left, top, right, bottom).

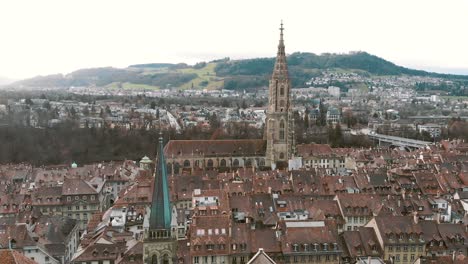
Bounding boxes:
292 244 299 252
313 243 318 251
304 244 309 251
323 243 328 251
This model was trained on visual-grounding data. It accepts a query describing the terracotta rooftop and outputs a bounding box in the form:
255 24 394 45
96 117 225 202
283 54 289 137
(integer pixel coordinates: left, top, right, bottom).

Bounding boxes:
0 249 38 264
164 139 266 157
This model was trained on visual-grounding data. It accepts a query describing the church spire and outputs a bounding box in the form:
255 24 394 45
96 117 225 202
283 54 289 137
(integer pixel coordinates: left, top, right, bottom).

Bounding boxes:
273 21 288 80
265 21 294 168
149 134 171 230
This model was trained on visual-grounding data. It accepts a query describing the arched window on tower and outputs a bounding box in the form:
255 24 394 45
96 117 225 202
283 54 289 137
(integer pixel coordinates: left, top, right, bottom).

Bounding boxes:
279 120 285 140
280 86 284 96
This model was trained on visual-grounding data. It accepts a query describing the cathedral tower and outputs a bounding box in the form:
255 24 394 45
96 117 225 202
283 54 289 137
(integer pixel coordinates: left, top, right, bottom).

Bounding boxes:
265 22 295 168
143 134 177 264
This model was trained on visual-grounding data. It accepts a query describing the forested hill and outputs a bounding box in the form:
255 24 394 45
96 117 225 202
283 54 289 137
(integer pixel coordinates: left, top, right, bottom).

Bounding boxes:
8 51 468 91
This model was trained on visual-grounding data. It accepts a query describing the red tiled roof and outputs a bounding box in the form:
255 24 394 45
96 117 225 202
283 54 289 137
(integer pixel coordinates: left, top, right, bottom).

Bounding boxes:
0 249 38 264
164 139 266 157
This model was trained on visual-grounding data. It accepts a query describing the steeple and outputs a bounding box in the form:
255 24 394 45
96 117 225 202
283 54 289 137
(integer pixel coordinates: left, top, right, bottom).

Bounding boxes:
265 21 295 168
149 133 171 230
272 20 288 80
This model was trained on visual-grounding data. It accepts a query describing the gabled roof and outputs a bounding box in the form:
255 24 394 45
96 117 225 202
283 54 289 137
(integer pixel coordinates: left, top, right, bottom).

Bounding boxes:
0 249 38 264
62 178 97 195
247 248 277 264
164 139 266 157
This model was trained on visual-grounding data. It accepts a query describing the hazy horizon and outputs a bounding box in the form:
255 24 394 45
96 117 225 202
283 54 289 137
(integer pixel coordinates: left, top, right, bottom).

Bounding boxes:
1 0 468 80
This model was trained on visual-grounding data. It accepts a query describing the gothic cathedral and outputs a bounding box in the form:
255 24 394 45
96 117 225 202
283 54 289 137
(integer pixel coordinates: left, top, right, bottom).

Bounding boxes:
265 22 295 168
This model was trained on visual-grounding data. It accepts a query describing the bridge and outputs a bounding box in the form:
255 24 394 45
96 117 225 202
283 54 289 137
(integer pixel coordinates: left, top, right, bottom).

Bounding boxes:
366 132 433 149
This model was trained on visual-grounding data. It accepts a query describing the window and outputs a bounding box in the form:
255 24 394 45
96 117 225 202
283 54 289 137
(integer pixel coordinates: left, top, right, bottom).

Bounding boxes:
403 246 408 252
403 254 407 261
194 257 199 264
395 255 400 262
411 254 415 261
411 246 415 252
45 256 49 262
279 153 285 159
207 159 214 167
76 206 80 210
75 196 79 200
67 197 71 201
279 120 285 140
220 159 227 167
91 195 95 201
280 86 285 96
83 205 87 210
292 244 299 252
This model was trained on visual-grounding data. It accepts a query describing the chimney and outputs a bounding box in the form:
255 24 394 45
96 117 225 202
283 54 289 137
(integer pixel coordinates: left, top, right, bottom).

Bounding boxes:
413 211 418 224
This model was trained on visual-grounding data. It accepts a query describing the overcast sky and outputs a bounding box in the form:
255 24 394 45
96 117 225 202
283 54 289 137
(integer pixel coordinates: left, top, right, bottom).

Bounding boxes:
1 0 467 79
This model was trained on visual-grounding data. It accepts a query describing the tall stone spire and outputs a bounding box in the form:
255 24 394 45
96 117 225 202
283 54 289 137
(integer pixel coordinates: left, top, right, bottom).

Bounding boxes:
265 21 295 169
149 133 171 230
272 20 289 81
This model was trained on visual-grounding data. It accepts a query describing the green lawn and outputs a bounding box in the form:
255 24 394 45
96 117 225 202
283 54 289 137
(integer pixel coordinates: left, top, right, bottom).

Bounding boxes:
178 63 224 90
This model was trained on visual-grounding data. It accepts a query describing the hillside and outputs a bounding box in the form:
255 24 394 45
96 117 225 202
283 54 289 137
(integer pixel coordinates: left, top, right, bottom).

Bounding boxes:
8 51 468 91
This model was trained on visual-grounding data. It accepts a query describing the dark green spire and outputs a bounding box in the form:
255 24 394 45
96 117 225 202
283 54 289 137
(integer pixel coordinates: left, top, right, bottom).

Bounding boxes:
149 133 171 230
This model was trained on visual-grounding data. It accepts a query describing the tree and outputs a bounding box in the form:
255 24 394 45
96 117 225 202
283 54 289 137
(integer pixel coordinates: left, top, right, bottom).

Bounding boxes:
241 100 248 109
82 107 90 116
304 112 309 129
317 100 327 126
69 107 77 118
150 101 157 110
